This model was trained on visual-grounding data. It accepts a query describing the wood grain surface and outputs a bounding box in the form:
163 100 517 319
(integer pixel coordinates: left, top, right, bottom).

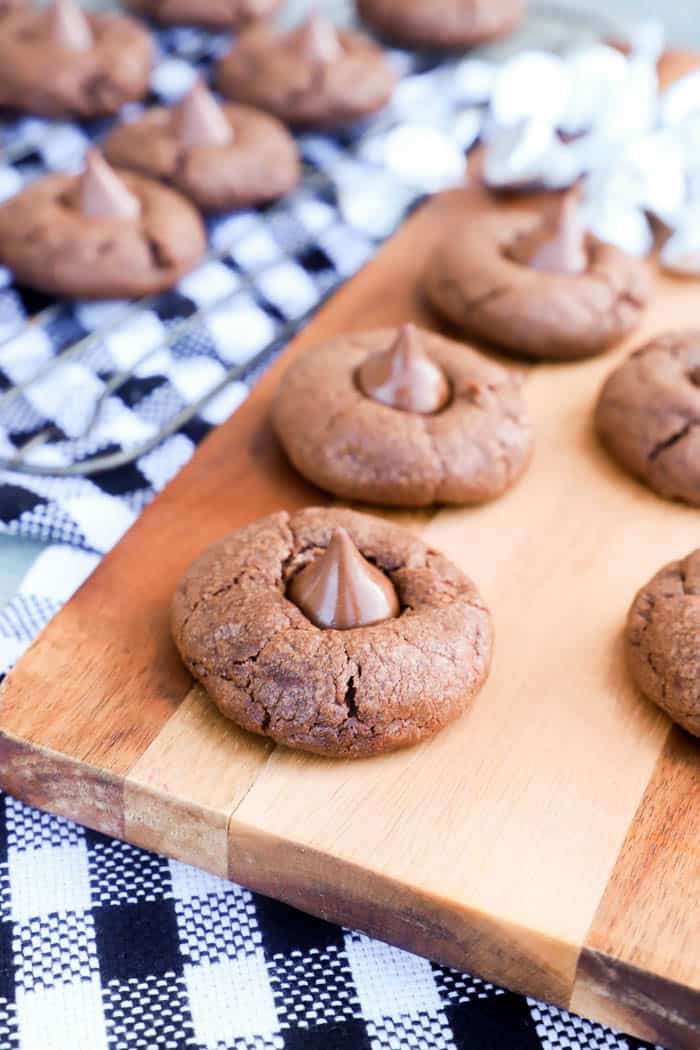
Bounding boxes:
1 50 699 1049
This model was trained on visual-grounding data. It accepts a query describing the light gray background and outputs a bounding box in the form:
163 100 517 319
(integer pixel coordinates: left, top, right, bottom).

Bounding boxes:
1 1 698 602
547 0 699 44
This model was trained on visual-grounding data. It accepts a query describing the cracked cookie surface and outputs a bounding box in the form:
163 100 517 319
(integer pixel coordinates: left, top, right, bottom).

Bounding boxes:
216 23 397 128
0 170 206 299
104 102 301 212
424 211 649 361
357 0 524 48
626 548 700 737
171 507 493 757
272 328 533 507
595 331 700 506
0 8 153 118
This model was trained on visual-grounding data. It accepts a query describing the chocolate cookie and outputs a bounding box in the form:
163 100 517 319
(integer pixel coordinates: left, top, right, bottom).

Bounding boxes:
125 0 281 30
103 82 301 212
357 0 525 49
171 506 493 758
216 13 398 128
272 325 533 507
424 207 649 361
626 549 700 737
595 331 700 505
0 0 153 119
0 149 206 300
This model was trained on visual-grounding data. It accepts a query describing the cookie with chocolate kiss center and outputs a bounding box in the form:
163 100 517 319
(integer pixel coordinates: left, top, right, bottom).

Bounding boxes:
288 527 399 630
215 14 397 129
357 323 451 415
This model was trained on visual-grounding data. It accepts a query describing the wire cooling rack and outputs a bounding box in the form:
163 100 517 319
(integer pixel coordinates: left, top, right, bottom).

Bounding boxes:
0 1 643 479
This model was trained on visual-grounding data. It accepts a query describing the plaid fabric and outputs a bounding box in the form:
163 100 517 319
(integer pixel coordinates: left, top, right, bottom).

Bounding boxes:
0 14 667 1050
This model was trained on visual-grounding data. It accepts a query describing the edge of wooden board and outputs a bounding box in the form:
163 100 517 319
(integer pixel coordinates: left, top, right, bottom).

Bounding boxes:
227 816 574 1006
1 708 696 1047
0 716 125 840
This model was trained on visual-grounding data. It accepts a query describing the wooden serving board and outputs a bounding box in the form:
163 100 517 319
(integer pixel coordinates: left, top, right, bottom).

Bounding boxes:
2 53 699 1050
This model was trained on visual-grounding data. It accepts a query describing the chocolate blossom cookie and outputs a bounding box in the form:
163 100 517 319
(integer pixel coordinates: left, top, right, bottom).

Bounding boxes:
104 80 301 212
273 324 532 507
216 12 398 128
595 331 700 506
172 506 493 758
626 548 700 737
0 0 153 119
0 149 206 300
425 197 649 361
357 0 525 49
125 0 281 31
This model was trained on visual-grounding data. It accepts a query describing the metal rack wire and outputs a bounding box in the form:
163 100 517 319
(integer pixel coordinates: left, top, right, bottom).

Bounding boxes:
0 1 641 478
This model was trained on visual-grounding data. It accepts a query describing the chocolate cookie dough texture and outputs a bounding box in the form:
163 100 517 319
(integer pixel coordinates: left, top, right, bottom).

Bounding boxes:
357 0 525 49
0 149 206 300
125 0 281 30
424 199 649 361
0 0 154 118
216 12 398 128
273 324 532 507
104 81 301 212
626 548 700 737
595 331 700 506
172 507 493 757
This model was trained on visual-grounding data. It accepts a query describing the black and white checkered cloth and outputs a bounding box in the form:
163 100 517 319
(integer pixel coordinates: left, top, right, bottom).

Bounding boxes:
0 20 666 1050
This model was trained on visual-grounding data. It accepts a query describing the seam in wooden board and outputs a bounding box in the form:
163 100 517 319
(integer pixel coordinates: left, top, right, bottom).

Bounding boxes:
578 947 700 1022
220 700 434 859
223 744 278 838
123 764 267 825
122 734 279 823
573 947 700 1050
122 695 276 829
576 718 676 971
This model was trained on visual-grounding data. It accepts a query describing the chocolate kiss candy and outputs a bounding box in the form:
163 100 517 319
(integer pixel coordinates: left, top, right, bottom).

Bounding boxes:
289 12 342 64
79 149 141 221
357 324 451 415
49 0 93 52
287 527 399 630
512 196 587 275
177 81 233 149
